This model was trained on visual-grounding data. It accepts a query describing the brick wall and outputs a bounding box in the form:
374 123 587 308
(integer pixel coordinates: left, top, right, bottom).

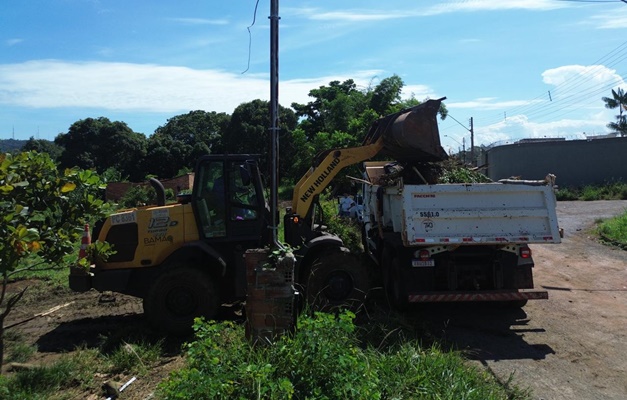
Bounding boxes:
105 173 195 202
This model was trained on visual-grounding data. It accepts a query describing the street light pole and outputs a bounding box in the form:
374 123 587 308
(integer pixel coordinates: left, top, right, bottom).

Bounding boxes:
269 0 280 247
470 117 475 167
446 114 475 166
444 135 467 164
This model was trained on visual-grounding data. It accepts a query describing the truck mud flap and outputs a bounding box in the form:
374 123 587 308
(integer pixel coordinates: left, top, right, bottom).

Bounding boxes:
407 289 548 303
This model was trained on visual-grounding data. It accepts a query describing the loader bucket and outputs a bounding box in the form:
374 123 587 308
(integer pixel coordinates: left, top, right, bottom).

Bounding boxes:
364 98 448 162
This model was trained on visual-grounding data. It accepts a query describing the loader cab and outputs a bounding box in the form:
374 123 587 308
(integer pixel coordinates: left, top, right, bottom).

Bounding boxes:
192 155 267 242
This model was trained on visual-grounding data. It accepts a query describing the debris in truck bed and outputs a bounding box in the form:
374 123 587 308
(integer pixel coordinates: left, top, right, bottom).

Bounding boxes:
375 158 492 186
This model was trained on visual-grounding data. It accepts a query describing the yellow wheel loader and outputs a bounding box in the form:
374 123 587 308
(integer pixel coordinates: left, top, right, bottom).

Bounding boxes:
69 99 446 334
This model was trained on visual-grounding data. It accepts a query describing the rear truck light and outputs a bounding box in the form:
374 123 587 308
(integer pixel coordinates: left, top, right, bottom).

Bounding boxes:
418 249 430 260
412 249 435 267
519 246 532 259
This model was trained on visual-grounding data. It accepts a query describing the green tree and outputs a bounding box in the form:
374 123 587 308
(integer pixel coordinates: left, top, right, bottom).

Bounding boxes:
55 117 147 181
223 100 298 179
292 79 369 140
22 137 63 161
145 110 230 179
369 74 404 115
602 87 627 136
0 151 110 371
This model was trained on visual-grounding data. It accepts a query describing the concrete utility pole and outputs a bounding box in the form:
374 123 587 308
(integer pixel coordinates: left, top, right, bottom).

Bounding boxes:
470 117 475 167
269 0 281 247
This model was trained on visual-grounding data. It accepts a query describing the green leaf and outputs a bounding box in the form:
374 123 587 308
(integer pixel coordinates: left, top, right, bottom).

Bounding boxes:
0 184 14 194
61 182 77 193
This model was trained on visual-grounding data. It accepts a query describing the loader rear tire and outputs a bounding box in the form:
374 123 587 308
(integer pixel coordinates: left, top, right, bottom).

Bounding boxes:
304 250 369 313
144 266 219 335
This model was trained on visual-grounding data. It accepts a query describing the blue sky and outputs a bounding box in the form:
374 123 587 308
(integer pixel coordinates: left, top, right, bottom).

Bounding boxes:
1 0 626 151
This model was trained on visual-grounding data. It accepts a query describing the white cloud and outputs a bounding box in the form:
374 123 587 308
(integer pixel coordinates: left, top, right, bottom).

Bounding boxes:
542 64 623 88
449 98 537 110
307 11 407 22
0 60 394 113
290 0 567 23
589 7 627 29
447 64 625 145
402 84 438 101
168 18 229 26
423 0 567 15
5 38 23 46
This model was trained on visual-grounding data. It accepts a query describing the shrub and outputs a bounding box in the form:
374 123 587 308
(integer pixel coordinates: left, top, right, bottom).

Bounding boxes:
118 185 155 208
158 311 522 400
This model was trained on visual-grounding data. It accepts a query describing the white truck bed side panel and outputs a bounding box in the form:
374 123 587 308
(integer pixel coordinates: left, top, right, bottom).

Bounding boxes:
376 183 561 246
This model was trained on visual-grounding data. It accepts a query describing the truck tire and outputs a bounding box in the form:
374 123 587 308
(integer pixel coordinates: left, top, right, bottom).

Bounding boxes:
387 256 409 310
503 299 528 308
144 266 219 335
304 250 369 312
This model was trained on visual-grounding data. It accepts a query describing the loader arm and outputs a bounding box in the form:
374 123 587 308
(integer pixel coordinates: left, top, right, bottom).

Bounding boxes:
290 98 447 218
291 138 384 217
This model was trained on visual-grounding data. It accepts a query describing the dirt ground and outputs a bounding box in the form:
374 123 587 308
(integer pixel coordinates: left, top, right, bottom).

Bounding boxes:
413 200 627 400
4 200 627 399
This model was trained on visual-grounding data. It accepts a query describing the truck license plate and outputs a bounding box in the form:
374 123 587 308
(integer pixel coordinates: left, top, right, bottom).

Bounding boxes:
412 260 435 267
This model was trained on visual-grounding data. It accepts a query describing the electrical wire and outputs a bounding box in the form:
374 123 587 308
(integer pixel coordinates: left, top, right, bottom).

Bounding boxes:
242 0 261 74
475 40 627 131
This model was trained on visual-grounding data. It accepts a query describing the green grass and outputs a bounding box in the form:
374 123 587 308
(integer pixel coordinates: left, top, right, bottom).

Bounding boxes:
4 331 37 364
157 311 529 400
555 182 627 201
597 210 627 248
0 330 166 399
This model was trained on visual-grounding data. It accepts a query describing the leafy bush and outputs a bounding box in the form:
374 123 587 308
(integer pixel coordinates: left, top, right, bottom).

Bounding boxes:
597 210 627 247
555 187 579 201
555 182 627 201
158 319 293 400
118 185 155 208
158 311 523 400
318 196 363 252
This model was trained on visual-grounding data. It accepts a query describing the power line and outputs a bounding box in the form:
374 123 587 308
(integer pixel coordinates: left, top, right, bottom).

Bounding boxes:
241 0 261 74
475 40 627 131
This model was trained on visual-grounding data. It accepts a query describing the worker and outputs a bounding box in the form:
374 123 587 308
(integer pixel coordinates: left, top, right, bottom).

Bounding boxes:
338 193 354 217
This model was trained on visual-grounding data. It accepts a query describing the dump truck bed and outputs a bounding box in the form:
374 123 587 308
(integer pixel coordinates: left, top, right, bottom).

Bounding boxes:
368 182 561 247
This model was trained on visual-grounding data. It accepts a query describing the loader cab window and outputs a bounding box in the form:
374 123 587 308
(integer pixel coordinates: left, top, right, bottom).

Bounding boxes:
195 161 227 238
195 158 262 239
228 164 258 221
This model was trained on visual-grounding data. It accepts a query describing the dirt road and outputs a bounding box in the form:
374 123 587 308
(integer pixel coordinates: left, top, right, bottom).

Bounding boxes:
5 200 627 399
415 200 627 400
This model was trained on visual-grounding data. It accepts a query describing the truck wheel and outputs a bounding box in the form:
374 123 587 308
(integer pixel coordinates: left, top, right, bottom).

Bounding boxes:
387 256 409 310
304 250 369 312
503 299 528 308
144 267 219 335
381 248 408 310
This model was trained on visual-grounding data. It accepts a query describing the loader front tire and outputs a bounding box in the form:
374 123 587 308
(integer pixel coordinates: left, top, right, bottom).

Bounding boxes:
304 249 369 313
144 266 219 335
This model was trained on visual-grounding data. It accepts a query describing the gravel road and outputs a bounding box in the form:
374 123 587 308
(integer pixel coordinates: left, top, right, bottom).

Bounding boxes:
417 200 627 400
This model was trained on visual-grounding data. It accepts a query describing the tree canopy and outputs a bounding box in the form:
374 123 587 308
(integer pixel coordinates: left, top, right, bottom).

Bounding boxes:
0 151 110 369
28 74 448 187
146 110 230 178
602 87 627 136
223 99 298 179
55 117 147 181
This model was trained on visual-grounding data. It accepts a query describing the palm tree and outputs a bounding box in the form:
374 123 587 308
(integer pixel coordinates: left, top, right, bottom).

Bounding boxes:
602 88 627 137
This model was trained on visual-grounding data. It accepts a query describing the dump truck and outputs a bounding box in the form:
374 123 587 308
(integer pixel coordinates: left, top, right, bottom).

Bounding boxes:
360 161 561 308
69 99 447 333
